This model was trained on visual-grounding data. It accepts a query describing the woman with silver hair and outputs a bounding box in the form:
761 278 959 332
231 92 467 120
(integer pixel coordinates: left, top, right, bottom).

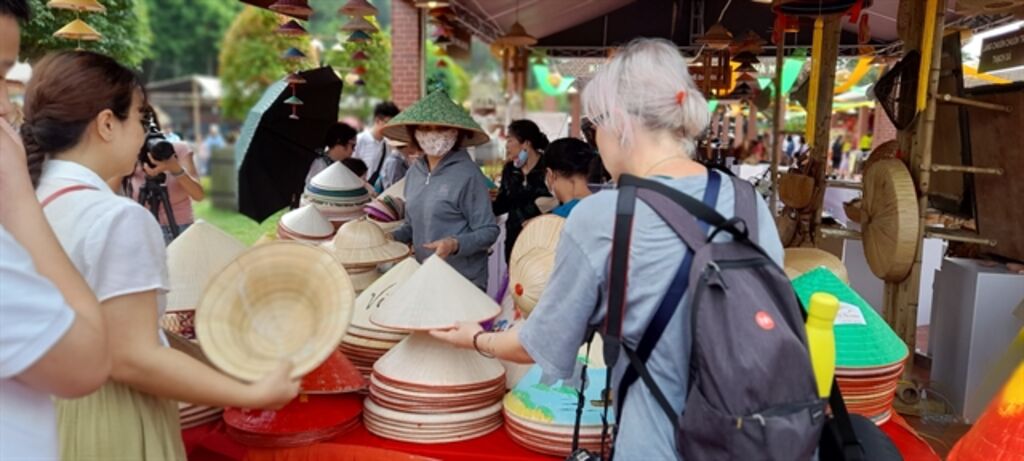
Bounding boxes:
432 38 783 459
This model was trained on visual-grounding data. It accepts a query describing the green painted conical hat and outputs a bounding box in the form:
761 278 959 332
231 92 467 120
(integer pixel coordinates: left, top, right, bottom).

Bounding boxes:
791 267 909 369
381 90 489 147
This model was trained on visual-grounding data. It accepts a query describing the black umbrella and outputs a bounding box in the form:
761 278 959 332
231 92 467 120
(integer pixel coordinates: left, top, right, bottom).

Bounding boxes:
235 67 343 222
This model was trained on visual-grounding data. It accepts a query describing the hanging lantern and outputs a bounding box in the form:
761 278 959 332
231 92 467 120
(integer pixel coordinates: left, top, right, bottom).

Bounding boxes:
354 65 367 75
284 95 304 106
281 47 307 61
347 30 372 43
339 0 377 17
46 0 105 13
269 0 313 18
276 20 308 36
494 22 537 47
352 50 369 61
697 23 733 50
341 16 378 33
53 18 102 41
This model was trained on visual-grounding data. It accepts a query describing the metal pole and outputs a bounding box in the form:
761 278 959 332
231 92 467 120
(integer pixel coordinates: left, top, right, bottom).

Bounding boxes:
770 36 785 215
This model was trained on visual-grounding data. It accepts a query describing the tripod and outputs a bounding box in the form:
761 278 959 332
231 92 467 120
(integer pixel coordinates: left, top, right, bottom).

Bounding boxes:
137 173 181 240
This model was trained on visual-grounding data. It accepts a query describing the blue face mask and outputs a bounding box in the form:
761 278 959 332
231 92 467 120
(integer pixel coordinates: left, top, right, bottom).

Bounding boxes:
513 149 528 168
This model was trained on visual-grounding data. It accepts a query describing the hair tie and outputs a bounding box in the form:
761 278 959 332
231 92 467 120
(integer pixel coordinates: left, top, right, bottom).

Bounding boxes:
675 90 687 106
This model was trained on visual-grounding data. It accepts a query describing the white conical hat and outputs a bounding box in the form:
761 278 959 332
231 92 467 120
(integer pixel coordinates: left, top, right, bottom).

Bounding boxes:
373 332 505 387
380 178 406 201
352 258 420 330
280 204 334 239
323 219 411 268
371 255 501 330
509 215 565 318
310 161 365 192
167 221 247 312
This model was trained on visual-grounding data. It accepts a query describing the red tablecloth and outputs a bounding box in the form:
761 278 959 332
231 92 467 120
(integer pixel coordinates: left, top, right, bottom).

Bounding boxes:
184 411 939 461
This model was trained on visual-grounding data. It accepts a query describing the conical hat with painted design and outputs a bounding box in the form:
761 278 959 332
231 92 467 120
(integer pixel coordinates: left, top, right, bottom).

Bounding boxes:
509 215 565 318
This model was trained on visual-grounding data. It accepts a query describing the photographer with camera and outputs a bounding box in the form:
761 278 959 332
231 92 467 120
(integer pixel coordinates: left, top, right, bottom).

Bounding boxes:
130 136 204 244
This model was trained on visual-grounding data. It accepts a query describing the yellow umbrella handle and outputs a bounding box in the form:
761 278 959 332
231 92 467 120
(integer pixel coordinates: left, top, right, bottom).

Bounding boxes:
806 292 840 398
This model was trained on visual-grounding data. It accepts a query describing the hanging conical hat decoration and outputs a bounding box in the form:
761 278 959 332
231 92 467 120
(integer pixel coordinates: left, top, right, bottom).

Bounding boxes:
279 205 334 240
347 30 372 43
196 242 355 381
53 19 102 41
784 247 849 284
791 268 908 369
309 161 365 192
47 0 105 12
282 47 307 61
268 0 313 18
374 332 505 388
948 361 1024 460
696 22 733 50
371 255 501 331
351 258 420 331
166 221 247 312
323 219 410 268
339 0 377 16
341 15 378 33
494 21 537 47
301 350 367 394
509 215 565 318
861 159 918 281
381 90 489 148
276 20 308 36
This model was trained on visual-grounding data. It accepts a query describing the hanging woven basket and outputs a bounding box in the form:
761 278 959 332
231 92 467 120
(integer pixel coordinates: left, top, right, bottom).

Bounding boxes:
779 172 816 209
861 159 919 281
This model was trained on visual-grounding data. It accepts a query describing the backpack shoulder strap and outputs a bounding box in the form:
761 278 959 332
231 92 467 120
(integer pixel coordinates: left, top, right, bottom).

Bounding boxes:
729 175 759 244
602 183 636 367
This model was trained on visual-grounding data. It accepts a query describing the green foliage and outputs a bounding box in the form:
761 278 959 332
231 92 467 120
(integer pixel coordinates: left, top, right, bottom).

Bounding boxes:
322 16 391 101
218 7 312 122
19 0 153 68
141 0 242 81
425 43 470 103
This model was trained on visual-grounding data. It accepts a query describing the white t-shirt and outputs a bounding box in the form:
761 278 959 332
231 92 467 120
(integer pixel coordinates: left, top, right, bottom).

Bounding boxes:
36 160 170 332
0 226 75 460
353 129 390 179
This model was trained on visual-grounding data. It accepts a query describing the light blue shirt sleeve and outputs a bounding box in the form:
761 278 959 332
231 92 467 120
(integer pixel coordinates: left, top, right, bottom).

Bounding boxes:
0 227 75 378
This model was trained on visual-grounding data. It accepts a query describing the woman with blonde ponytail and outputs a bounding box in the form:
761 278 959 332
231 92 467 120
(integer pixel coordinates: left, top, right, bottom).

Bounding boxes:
23 50 300 460
431 39 784 459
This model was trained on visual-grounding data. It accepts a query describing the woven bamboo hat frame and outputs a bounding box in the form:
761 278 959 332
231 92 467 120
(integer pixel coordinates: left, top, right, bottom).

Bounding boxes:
166 221 247 312
196 242 355 381
861 159 919 281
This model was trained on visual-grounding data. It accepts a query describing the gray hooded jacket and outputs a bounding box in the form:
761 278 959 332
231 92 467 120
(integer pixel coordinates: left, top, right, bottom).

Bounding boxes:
392 150 499 289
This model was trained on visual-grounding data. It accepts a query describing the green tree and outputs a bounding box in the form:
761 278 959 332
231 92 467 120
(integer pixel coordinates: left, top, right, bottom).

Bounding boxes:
218 7 312 121
141 0 242 81
19 0 153 67
322 17 391 101
426 43 470 103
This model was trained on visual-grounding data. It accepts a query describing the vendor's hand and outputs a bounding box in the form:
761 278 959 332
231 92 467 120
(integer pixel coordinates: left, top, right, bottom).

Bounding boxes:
142 152 182 177
430 321 484 350
423 237 459 259
245 361 301 410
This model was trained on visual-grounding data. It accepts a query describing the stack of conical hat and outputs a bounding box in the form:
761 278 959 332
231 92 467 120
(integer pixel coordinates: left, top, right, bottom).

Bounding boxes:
339 258 419 379
277 205 335 243
504 336 612 456
366 179 407 233
224 394 363 448
364 255 505 443
162 221 247 340
322 219 411 293
302 162 370 227
792 268 909 424
509 215 565 318
300 350 366 394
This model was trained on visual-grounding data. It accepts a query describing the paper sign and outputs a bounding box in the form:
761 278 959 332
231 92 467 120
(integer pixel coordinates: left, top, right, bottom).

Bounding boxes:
835 301 867 326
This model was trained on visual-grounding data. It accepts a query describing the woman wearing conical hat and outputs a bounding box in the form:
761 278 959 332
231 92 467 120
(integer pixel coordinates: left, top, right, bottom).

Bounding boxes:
384 91 499 290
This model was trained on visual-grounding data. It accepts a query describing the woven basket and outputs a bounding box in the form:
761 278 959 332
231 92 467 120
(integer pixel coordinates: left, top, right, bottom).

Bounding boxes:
779 173 816 209
843 199 863 224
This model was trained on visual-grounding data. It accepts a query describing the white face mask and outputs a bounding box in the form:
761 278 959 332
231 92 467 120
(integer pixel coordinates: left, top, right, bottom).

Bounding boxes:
415 128 458 157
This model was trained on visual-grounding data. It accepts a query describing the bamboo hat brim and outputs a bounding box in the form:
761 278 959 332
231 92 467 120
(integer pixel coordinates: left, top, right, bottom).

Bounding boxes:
196 242 355 381
380 90 489 148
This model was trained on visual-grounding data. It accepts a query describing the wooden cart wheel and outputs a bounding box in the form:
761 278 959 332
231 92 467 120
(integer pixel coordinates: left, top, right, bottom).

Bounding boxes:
862 159 919 281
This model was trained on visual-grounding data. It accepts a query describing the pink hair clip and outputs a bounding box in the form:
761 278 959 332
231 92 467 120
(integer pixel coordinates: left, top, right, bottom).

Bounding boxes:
675 90 687 106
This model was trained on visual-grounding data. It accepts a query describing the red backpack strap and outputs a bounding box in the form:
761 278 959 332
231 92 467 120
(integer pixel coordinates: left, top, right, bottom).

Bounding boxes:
40 184 99 208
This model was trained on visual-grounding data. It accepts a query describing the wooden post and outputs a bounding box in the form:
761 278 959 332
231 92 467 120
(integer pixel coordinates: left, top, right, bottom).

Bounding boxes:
192 78 201 148
886 0 944 360
770 38 785 215
807 15 843 242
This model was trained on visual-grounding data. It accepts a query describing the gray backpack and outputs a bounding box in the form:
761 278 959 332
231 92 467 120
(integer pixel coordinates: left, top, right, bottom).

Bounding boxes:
600 171 826 460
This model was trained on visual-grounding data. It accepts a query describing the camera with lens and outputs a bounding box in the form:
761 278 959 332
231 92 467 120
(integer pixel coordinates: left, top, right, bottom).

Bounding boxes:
140 111 175 168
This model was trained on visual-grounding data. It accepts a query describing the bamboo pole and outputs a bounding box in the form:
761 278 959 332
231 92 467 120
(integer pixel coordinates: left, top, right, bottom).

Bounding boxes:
806 15 843 244
770 35 785 215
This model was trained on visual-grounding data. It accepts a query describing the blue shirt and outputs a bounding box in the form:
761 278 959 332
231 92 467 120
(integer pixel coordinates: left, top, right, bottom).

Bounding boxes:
551 199 580 218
